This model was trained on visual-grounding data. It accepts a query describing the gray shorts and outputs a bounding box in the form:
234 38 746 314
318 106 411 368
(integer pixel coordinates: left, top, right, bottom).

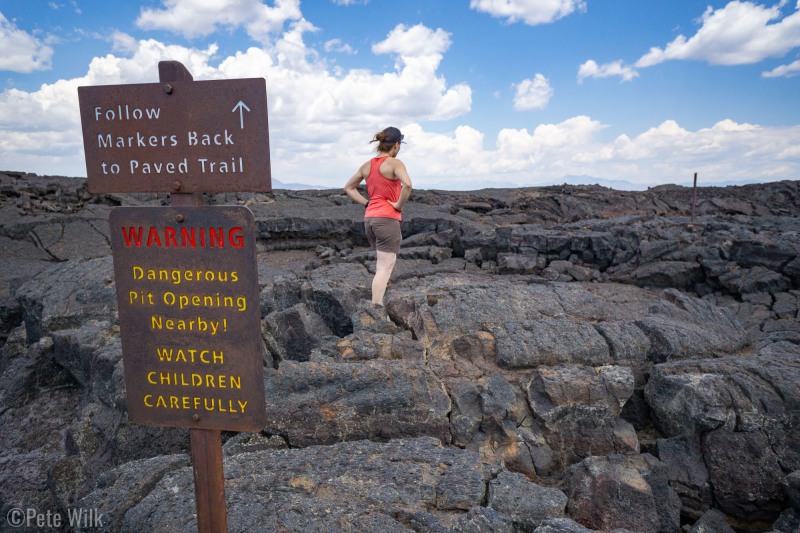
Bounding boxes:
364 217 402 253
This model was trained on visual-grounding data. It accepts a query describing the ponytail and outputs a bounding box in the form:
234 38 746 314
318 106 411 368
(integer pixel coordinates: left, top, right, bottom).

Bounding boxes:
370 130 396 153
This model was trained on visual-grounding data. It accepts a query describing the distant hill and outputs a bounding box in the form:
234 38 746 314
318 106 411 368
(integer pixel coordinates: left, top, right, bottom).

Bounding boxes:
272 177 332 190
537 174 783 192
543 175 649 191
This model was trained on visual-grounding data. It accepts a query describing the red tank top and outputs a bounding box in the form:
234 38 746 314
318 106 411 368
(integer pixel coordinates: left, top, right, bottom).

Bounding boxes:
365 157 402 221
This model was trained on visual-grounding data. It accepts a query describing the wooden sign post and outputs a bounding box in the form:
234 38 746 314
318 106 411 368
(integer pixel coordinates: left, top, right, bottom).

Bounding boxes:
79 60 271 532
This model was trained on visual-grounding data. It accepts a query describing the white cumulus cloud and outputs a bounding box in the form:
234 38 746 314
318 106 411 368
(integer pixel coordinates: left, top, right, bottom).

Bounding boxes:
372 23 451 57
0 13 54 72
367 24 471 122
324 38 355 54
469 0 587 25
135 0 302 44
762 58 800 77
636 1 800 67
512 74 553 110
577 59 639 83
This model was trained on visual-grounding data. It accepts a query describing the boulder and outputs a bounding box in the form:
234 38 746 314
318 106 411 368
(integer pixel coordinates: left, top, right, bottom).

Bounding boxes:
718 265 791 295
688 509 735 533
728 238 796 272
703 429 786 520
656 435 713 520
487 471 568 530
645 353 799 438
262 303 333 362
472 374 549 477
627 260 704 289
18 257 117 344
263 360 452 446
565 453 680 533
646 351 800 524
635 289 747 363
526 365 639 469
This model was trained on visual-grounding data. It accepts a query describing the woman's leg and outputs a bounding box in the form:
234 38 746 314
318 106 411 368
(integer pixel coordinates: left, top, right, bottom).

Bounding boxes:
372 250 397 305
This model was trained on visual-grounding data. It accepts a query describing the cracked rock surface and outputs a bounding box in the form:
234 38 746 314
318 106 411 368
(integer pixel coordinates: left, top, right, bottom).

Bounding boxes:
1 172 799 532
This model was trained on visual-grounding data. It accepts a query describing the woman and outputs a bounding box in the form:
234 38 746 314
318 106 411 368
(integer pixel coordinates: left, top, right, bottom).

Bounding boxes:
343 126 413 306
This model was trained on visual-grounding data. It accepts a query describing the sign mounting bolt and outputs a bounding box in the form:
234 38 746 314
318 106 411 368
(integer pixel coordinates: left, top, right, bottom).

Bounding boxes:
175 214 185 222
163 84 173 94
172 181 181 191
192 414 201 422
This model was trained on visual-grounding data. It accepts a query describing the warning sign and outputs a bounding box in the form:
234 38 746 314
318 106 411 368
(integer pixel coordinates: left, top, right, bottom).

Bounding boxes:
109 205 266 432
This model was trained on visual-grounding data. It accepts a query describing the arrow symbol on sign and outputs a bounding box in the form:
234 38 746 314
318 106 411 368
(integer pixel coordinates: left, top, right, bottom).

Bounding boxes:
232 101 251 129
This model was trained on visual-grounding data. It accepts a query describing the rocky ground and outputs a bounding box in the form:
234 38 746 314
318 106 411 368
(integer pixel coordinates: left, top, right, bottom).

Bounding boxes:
0 170 798 532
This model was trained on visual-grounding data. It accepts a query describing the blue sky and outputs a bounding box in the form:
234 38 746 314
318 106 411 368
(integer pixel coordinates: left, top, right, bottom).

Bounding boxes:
1 0 799 190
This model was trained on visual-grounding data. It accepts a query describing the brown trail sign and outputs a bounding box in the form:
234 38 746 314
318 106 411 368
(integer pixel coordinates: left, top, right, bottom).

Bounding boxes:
78 72 271 193
79 60 271 532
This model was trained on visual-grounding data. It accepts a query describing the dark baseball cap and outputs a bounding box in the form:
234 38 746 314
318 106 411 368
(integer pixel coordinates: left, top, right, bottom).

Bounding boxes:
383 126 405 143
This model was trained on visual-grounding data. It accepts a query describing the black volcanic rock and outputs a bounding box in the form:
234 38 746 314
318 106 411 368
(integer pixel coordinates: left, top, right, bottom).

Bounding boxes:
564 453 679 533
262 359 452 447
1 171 799 532
81 437 495 532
